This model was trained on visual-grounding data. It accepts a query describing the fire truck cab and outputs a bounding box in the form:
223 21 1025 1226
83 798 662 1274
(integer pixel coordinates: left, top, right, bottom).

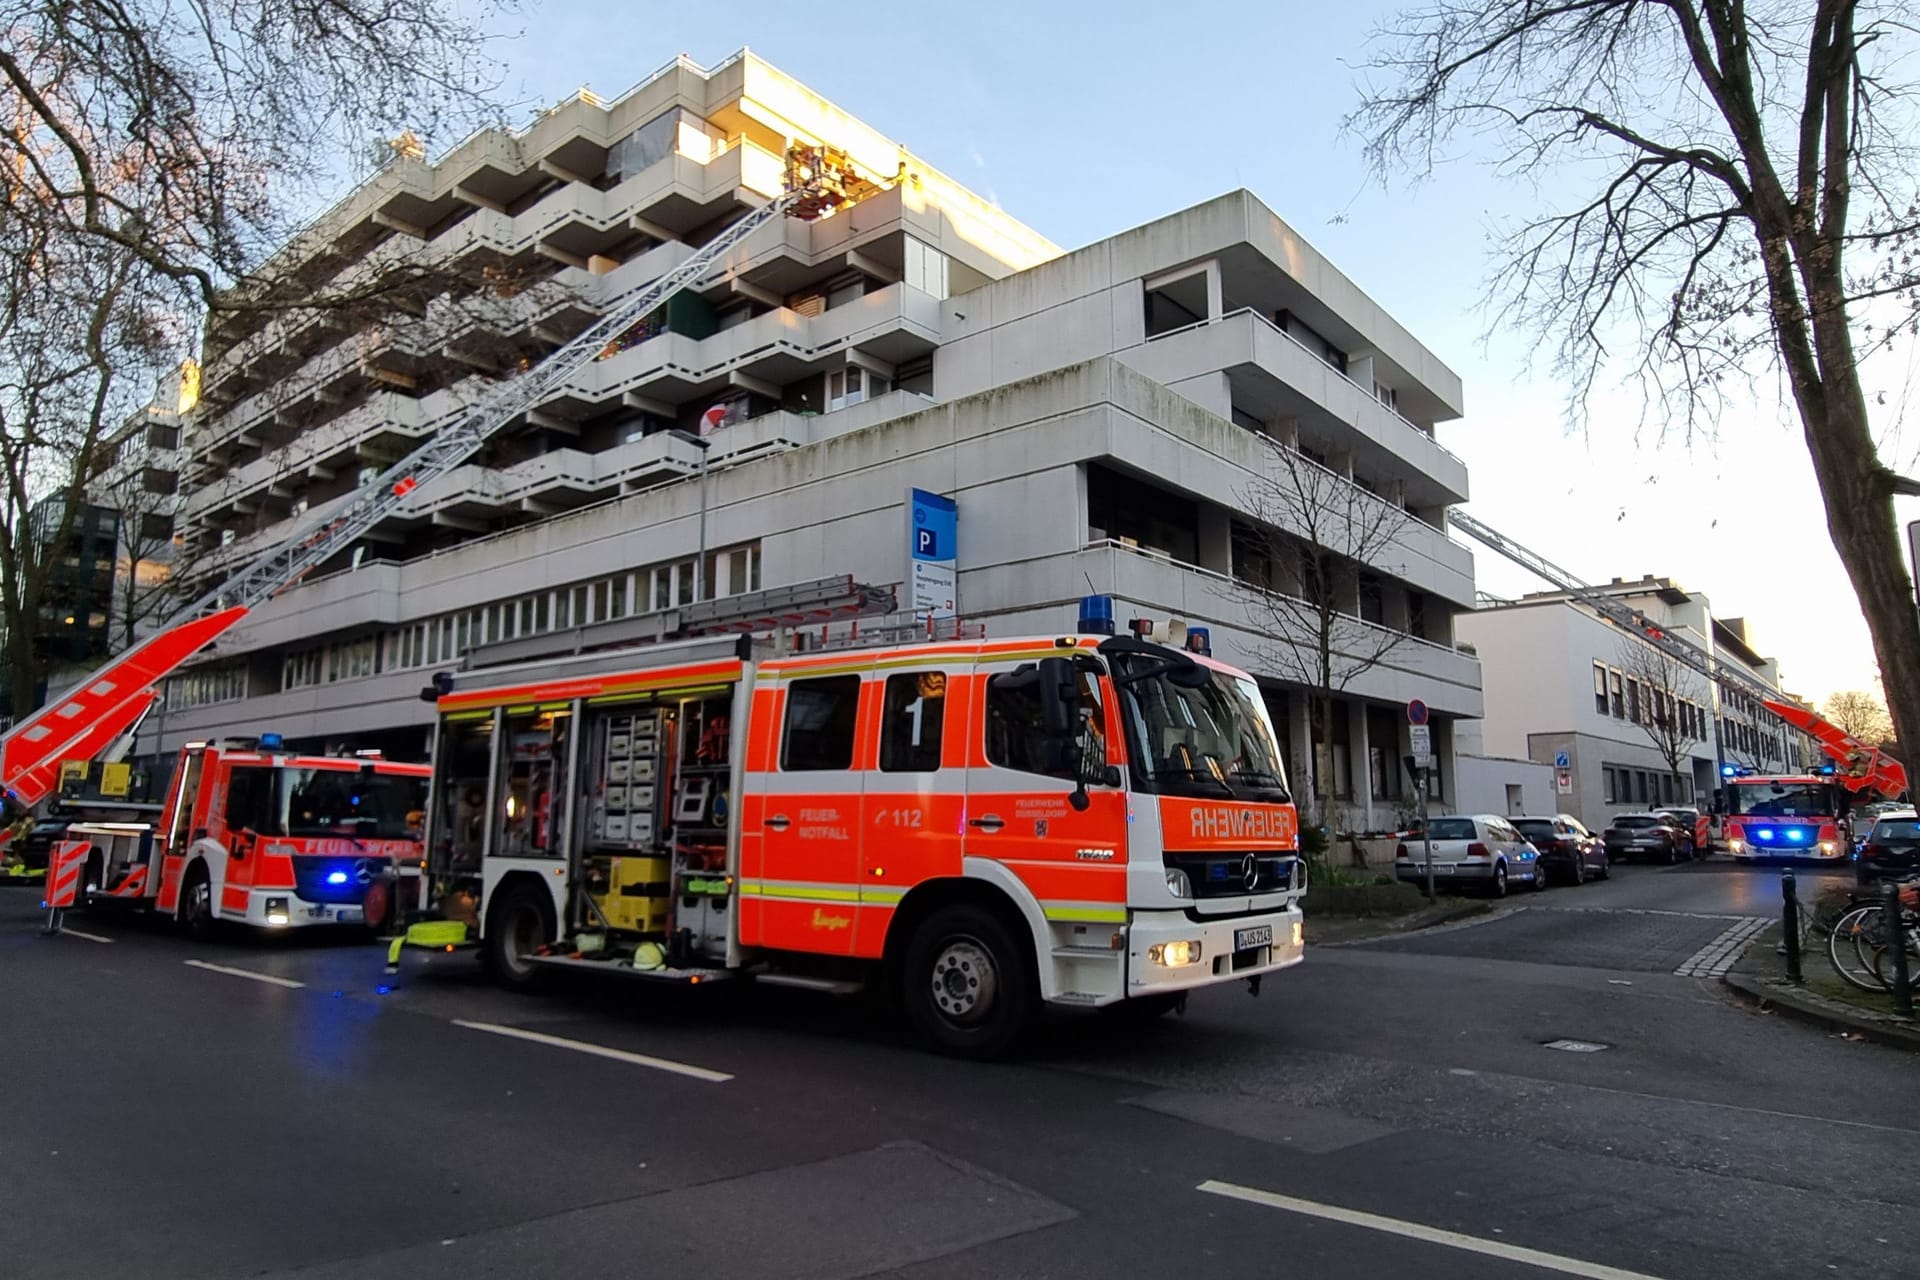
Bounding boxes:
1719 770 1851 861
76 738 430 933
409 608 1306 1056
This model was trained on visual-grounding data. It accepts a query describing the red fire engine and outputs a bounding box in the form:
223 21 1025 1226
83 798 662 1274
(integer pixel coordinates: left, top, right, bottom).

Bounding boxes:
395 604 1307 1057
69 737 429 933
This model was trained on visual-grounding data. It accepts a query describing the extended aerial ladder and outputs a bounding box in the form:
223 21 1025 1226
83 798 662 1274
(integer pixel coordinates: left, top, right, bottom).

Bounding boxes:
1450 510 1906 794
1 145 890 829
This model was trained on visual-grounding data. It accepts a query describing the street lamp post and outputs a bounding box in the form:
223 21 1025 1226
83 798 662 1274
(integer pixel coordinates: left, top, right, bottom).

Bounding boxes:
669 430 713 601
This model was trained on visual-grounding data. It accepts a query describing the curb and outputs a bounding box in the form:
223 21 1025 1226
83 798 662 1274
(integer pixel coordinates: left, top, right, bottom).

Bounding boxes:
1721 971 1920 1053
1312 899 1494 947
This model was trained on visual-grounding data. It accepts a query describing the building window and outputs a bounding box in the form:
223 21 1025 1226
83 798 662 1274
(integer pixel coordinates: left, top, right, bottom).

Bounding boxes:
1626 679 1640 724
1603 767 1617 803
1594 663 1609 715
1409 593 1428 641
902 236 949 300
825 273 866 310
1358 574 1385 625
1609 670 1625 719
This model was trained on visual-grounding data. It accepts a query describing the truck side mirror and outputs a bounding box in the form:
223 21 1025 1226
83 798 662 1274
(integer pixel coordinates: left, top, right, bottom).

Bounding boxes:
1035 656 1077 739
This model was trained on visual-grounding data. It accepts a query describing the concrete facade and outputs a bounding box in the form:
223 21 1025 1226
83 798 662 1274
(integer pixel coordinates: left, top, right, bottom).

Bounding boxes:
164 52 1479 835
1458 578 1811 831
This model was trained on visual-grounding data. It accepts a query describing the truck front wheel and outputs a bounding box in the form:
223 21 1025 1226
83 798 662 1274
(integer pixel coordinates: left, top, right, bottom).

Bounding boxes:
900 903 1034 1059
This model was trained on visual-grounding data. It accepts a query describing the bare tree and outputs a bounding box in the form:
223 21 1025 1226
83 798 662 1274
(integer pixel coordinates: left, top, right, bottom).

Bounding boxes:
1235 439 1416 828
0 226 176 718
1823 688 1893 745
1618 640 1705 799
0 1 517 324
1353 3 1920 776
90 411 186 652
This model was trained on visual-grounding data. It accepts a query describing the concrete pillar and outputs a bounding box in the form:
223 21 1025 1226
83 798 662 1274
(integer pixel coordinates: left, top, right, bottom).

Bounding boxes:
1348 699 1372 833
1287 696 1313 815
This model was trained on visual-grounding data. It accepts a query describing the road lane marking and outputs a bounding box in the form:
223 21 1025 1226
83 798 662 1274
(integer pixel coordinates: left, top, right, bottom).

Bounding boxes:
450 1020 732 1083
1673 917 1769 976
59 928 113 944
1197 1180 1669 1280
182 959 305 989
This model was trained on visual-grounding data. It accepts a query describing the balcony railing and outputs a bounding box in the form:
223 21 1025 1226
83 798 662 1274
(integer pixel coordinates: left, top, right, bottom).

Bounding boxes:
1078 537 1467 662
1147 306 1465 469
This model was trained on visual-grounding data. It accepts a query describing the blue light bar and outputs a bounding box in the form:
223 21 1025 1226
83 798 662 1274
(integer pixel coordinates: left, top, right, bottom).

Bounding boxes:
259 732 283 750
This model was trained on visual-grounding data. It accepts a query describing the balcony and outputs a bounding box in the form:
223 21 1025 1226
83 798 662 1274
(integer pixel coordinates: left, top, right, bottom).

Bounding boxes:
1125 308 1469 506
569 281 941 410
966 539 1482 715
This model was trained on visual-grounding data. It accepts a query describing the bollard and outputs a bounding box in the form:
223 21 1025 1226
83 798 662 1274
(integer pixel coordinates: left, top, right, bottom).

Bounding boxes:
1781 870 1802 984
1885 880 1912 1017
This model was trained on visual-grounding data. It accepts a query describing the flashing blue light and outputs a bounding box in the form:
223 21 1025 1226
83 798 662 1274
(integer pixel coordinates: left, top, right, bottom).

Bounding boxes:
259 732 283 750
1078 594 1115 636
375 984 393 996
1186 625 1213 657
325 870 349 885
1722 765 1738 777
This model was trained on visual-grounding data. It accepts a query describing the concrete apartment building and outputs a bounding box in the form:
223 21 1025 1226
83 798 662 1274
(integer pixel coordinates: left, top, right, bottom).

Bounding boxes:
163 51 1479 833
1457 577 1812 830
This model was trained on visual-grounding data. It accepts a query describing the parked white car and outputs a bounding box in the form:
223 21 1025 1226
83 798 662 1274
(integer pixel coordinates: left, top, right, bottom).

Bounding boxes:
1395 814 1547 897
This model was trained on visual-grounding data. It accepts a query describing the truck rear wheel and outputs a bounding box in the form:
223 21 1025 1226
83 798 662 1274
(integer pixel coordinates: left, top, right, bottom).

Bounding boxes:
900 903 1034 1059
484 883 552 992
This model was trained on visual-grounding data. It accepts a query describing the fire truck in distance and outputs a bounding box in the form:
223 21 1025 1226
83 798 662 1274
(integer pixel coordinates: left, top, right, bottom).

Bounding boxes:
1719 768 1854 862
69 736 429 933
397 596 1306 1057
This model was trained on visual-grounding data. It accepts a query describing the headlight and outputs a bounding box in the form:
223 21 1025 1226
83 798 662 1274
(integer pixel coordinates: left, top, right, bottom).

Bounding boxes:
1820 841 1836 855
1729 839 1745 853
1165 868 1192 899
1148 940 1203 967
265 896 290 926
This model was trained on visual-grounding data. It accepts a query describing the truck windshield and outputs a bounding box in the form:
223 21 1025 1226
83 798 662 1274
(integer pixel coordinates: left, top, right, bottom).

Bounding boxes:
279 769 426 840
1729 783 1834 818
1111 655 1289 800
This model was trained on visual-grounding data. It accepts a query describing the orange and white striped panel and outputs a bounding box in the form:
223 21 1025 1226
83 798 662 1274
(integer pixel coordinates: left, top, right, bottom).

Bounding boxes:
43 839 89 910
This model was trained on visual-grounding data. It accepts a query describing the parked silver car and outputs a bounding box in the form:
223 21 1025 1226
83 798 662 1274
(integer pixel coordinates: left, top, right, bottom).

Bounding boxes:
1395 814 1547 897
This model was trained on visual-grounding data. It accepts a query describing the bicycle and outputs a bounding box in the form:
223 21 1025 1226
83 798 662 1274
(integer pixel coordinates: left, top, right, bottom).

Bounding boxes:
1824 878 1919 994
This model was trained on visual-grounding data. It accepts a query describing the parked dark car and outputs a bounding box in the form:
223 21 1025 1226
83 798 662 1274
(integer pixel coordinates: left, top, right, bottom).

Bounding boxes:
1603 812 1695 863
1513 814 1610 885
1855 810 1920 884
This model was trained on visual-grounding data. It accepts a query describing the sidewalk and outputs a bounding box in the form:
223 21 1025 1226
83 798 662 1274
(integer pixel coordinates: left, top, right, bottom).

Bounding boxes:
1722 922 1920 1052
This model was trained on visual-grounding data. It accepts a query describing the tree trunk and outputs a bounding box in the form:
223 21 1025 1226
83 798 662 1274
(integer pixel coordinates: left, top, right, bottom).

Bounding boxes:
1796 284 1920 781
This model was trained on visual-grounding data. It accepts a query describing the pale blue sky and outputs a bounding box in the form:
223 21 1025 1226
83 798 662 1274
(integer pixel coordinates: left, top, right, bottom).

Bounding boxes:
476 0 1918 703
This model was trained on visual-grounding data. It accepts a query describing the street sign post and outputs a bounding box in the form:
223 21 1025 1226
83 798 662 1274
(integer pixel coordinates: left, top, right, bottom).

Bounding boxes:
1409 723 1432 768
1403 752 1435 901
1554 750 1571 769
1407 699 1429 727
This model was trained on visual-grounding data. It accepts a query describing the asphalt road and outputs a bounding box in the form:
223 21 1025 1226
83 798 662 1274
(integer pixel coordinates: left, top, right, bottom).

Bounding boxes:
4 856 1912 1280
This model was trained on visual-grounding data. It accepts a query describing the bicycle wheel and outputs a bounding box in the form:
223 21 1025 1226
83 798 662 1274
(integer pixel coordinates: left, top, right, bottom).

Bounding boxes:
1830 906 1890 992
1869 920 1919 991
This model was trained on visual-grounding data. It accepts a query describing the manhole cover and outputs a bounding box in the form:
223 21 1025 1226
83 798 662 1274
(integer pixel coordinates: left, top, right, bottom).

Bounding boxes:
1542 1038 1610 1053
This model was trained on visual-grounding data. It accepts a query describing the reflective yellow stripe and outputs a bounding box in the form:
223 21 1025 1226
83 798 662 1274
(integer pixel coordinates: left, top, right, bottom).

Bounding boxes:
739 880 862 904
1042 905 1128 924
859 887 906 906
